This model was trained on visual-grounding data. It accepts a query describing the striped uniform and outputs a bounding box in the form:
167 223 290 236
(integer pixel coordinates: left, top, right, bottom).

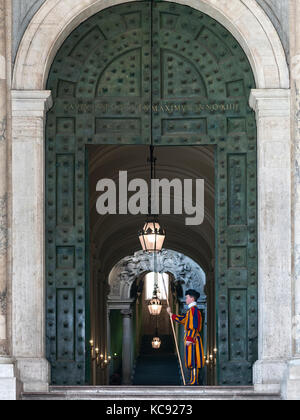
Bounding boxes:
172 306 204 385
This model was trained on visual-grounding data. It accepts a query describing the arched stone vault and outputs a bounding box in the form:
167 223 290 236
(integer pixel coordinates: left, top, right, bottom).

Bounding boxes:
107 249 208 386
108 249 207 301
13 0 289 90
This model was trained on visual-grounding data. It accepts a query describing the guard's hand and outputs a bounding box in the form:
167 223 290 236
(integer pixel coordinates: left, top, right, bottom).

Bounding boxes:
167 307 172 316
186 341 193 346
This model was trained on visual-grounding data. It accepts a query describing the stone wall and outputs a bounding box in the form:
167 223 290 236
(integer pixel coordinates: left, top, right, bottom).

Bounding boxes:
256 0 289 58
12 0 46 60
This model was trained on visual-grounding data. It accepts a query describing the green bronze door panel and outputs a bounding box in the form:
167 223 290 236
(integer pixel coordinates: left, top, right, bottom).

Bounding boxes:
46 2 152 385
151 1 258 385
46 1 258 386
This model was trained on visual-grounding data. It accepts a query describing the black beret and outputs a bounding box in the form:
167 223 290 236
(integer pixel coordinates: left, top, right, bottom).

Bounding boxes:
185 289 200 301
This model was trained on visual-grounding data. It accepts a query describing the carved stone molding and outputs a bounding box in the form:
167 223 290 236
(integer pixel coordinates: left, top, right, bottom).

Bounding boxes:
109 249 206 301
13 0 289 90
120 309 133 318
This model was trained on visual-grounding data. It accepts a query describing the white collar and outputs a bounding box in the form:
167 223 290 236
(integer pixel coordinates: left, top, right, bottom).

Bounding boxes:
188 302 197 309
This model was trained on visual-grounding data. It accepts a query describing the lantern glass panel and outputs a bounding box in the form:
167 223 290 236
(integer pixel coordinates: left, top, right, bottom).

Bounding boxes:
139 221 165 252
148 298 162 316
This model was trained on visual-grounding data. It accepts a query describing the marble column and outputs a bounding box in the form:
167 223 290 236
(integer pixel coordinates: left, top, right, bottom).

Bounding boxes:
107 307 112 384
282 0 300 400
121 309 133 385
11 90 52 392
0 0 21 401
250 89 292 394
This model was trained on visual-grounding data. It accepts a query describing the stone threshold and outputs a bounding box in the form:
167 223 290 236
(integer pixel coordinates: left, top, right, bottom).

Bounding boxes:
22 386 281 400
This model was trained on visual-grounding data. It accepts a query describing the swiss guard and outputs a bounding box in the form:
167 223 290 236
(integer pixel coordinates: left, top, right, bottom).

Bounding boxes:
167 289 205 386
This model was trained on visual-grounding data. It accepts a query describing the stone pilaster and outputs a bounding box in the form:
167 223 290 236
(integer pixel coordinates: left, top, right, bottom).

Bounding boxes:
11 90 52 392
291 0 300 357
250 89 292 394
121 308 133 385
0 1 24 400
107 307 111 384
0 0 8 358
282 0 300 400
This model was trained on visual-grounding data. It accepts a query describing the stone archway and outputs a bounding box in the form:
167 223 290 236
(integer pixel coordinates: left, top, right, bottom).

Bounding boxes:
107 249 207 385
13 0 289 90
108 249 207 300
10 0 291 395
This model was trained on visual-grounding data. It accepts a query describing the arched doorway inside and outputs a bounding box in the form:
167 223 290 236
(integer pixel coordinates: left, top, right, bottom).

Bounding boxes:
107 250 208 386
45 1 258 387
88 144 215 386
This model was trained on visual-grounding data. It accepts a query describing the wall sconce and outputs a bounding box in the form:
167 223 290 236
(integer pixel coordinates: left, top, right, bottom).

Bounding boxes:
205 347 218 367
90 340 112 370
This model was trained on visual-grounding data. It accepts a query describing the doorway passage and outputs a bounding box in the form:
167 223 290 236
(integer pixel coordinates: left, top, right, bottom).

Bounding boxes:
87 145 216 386
45 1 258 387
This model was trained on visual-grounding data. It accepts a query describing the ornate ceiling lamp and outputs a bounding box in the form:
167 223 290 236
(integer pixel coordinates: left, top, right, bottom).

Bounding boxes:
139 146 166 253
148 296 163 316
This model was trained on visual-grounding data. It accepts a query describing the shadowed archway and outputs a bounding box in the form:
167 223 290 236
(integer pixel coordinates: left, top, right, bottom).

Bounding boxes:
107 249 207 385
88 145 215 385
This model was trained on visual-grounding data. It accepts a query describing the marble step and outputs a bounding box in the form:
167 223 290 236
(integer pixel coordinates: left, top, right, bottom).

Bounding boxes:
22 386 281 400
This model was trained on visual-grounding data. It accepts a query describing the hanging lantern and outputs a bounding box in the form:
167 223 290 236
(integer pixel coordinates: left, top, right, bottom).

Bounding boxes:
147 271 162 315
152 336 162 350
148 297 162 316
138 146 166 253
139 218 166 253
152 320 162 350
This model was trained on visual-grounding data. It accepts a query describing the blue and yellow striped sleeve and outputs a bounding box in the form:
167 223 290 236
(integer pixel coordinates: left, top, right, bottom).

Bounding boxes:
172 313 187 325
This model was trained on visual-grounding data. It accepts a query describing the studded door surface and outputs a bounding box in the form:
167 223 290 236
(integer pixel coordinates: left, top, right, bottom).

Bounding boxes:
46 1 257 385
